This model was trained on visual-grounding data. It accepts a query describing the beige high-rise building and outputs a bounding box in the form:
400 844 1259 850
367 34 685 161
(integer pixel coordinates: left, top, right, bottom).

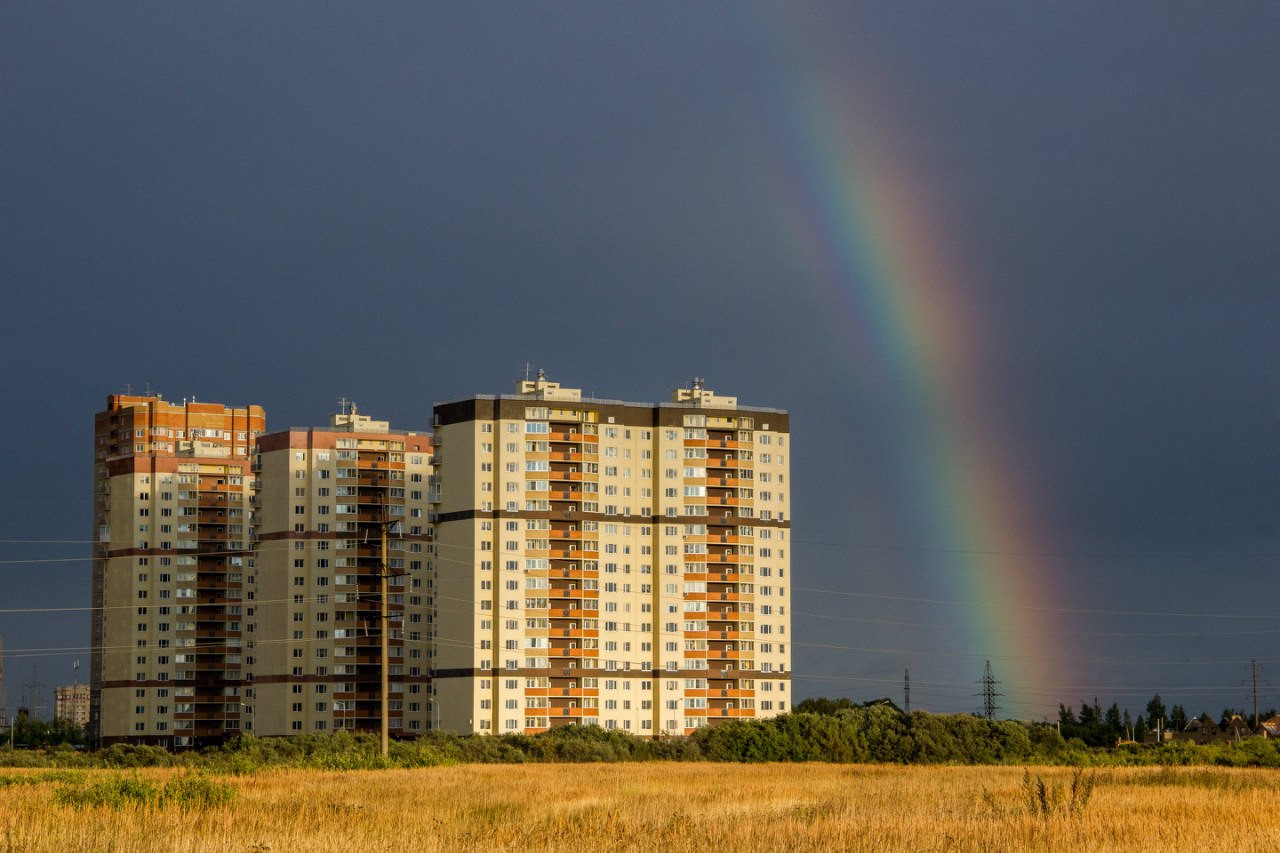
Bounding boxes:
252 410 434 737
91 394 265 748
54 683 91 728
431 376 791 736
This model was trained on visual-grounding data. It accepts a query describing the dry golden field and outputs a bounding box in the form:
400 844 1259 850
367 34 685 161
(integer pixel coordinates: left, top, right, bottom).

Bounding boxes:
3 763 1279 852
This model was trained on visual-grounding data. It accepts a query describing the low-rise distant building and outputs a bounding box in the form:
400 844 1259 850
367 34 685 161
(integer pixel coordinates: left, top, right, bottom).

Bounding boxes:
1220 714 1252 741
1165 713 1257 745
1259 714 1280 739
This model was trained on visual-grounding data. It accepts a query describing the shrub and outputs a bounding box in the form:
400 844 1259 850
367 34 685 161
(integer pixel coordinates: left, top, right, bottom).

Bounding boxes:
158 773 236 809
54 773 159 809
54 772 234 810
97 743 176 769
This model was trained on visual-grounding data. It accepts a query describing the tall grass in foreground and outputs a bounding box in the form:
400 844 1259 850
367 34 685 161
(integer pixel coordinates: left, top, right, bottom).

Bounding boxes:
2 764 1277 852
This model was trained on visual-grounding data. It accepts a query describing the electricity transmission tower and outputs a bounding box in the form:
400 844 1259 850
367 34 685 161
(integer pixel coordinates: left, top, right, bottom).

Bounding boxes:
979 660 1002 720
904 669 910 713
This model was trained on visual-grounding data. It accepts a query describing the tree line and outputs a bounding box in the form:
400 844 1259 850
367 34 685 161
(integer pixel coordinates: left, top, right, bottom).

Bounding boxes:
1057 694 1277 746
3 699 1278 770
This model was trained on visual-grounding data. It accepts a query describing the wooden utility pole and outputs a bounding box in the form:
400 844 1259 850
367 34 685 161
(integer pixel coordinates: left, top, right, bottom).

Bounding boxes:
377 518 403 759
1253 658 1259 731
380 521 390 758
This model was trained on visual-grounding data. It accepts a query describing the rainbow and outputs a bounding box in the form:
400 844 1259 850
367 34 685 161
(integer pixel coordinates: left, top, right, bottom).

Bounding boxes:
768 51 1070 717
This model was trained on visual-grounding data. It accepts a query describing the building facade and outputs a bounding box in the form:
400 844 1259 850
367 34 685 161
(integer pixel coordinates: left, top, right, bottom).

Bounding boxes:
54 683 91 728
91 379 790 745
252 411 434 736
91 394 265 748
432 376 791 736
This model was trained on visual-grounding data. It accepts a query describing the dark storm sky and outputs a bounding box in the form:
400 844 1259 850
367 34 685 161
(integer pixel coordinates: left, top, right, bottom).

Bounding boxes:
2 2 1277 721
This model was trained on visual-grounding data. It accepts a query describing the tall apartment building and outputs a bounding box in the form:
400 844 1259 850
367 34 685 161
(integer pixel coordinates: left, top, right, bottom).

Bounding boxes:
91 394 265 748
253 410 434 736
431 376 791 736
54 683 91 728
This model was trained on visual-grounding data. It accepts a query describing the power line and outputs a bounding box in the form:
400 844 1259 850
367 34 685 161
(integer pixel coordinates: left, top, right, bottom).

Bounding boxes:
795 609 1280 639
792 586 1279 621
792 536 1280 561
9 532 1280 562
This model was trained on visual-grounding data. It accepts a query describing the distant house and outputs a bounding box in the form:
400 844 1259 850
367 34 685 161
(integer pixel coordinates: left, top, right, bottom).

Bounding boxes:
1261 714 1280 739
1173 715 1221 746
1166 714 1261 745
1220 715 1252 742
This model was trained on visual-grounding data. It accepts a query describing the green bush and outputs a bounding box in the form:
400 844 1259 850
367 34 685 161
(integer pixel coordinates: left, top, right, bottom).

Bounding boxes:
9 707 1280 770
97 743 176 769
53 772 234 810
54 774 159 809
158 773 236 809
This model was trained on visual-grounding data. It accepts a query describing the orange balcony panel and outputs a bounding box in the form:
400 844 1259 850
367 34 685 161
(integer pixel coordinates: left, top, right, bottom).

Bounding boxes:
555 687 599 698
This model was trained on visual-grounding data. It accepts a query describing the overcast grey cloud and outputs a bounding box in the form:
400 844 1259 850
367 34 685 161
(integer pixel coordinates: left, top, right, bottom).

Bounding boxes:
2 2 1277 721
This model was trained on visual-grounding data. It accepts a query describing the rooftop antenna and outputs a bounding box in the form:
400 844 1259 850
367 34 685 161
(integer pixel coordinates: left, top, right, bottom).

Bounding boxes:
337 397 351 416
691 377 704 392
523 362 533 381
